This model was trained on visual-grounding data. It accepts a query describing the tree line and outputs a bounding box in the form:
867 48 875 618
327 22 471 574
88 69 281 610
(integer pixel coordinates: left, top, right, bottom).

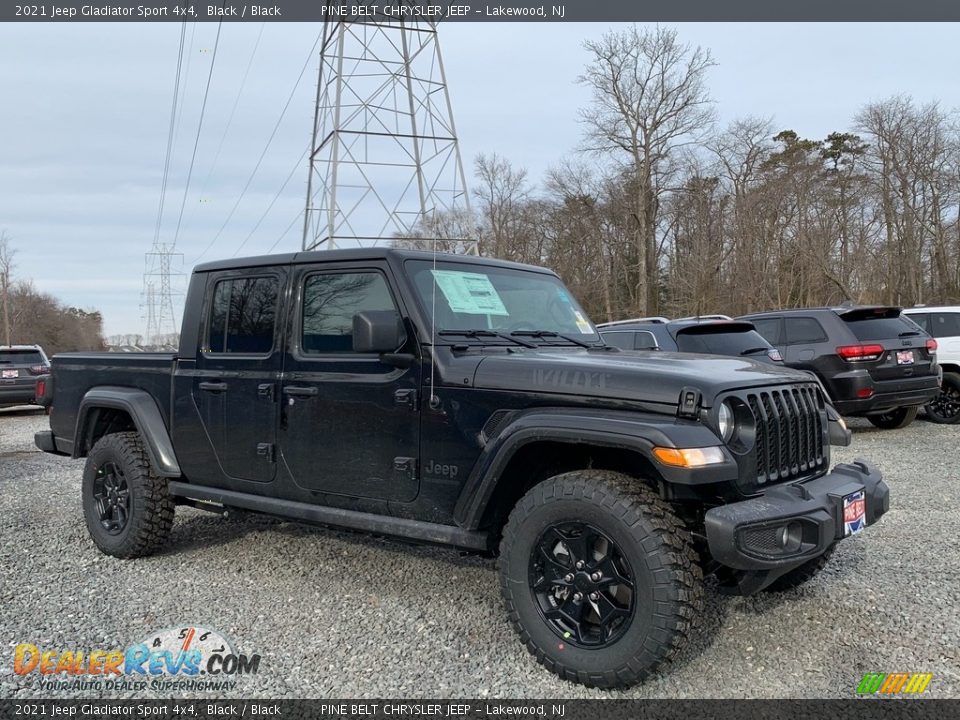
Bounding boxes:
415 26 960 324
0 231 105 354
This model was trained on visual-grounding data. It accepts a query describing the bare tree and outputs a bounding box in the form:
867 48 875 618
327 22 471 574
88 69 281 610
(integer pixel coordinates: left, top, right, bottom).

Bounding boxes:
579 25 716 314
0 231 14 347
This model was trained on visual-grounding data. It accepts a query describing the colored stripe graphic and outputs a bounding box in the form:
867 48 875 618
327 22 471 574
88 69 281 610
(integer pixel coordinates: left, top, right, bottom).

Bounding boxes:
857 672 933 695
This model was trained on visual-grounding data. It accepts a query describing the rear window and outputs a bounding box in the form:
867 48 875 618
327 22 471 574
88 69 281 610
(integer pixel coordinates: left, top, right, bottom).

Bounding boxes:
844 315 923 342
0 350 43 365
675 328 772 355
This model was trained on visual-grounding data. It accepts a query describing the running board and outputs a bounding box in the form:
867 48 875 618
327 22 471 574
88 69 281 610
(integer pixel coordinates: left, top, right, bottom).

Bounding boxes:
167 482 490 551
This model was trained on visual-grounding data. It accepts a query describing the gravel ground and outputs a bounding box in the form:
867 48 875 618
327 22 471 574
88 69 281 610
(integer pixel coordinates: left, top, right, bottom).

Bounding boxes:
0 405 958 699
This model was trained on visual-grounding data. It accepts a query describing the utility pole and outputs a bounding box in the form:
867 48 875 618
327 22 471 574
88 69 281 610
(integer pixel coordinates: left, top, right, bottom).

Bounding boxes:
302 13 475 252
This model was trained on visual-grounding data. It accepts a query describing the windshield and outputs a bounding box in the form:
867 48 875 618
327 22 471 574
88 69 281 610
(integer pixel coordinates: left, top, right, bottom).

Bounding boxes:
405 260 599 342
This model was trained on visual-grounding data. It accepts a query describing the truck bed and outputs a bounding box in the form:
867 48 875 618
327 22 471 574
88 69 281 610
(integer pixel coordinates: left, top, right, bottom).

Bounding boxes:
48 352 177 446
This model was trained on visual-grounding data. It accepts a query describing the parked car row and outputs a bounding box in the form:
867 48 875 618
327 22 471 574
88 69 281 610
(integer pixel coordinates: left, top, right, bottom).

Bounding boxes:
598 304 960 428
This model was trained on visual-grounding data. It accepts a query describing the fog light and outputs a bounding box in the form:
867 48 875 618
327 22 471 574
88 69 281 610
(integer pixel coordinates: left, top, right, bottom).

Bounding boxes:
778 522 803 553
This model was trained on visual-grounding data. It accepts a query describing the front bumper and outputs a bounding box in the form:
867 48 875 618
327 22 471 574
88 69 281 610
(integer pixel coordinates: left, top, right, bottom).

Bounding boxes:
704 460 888 591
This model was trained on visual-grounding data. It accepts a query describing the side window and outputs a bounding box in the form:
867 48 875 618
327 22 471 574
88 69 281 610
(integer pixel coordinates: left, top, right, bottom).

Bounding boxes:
601 332 635 350
931 312 960 338
207 276 278 354
906 313 929 334
301 271 398 354
751 318 782 345
633 331 659 350
785 317 828 344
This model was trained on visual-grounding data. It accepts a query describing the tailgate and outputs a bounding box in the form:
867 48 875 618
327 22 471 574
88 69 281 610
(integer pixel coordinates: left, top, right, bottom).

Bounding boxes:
838 308 936 382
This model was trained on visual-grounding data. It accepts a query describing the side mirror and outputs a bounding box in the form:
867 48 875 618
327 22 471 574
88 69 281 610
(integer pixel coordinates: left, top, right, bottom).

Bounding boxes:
352 310 406 354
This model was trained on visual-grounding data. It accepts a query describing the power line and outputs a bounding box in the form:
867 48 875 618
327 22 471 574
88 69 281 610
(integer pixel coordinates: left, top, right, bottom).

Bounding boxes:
233 144 309 257
192 31 321 265
267 209 305 254
182 22 266 237
171 21 224 249
151 22 187 248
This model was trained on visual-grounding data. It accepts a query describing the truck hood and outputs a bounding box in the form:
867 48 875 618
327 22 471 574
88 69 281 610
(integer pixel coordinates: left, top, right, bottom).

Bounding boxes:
471 349 811 407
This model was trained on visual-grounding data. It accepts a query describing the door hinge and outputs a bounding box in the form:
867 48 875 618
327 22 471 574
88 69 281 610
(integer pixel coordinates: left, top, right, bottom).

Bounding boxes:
394 389 418 409
394 456 418 480
256 443 276 462
258 383 275 401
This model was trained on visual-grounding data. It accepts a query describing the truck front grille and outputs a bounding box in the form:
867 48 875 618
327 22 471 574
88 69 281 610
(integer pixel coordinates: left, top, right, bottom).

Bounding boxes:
745 385 826 485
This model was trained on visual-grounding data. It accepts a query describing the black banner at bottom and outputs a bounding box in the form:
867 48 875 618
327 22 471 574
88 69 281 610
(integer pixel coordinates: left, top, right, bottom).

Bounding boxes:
0 700 957 720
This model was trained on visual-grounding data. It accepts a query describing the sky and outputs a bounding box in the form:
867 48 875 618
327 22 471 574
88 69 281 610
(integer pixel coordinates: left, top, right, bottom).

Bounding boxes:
1 22 960 336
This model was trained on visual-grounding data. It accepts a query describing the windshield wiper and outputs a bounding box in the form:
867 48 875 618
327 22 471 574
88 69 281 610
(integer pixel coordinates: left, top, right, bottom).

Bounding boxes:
740 347 772 356
510 330 595 349
438 329 538 348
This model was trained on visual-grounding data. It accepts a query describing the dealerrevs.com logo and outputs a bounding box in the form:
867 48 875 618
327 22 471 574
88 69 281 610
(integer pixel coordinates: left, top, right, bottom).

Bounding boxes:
13 626 261 693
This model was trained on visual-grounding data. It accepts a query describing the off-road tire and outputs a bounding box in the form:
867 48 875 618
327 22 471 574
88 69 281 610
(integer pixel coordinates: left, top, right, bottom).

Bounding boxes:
867 405 918 429
82 431 174 558
498 469 703 689
925 372 960 425
764 545 836 592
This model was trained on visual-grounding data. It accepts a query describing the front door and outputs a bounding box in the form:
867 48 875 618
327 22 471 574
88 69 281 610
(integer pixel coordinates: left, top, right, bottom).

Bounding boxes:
278 263 420 502
193 268 285 484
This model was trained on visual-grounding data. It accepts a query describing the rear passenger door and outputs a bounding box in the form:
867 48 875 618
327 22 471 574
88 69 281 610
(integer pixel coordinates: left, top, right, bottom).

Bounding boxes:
930 311 960 356
193 269 285 484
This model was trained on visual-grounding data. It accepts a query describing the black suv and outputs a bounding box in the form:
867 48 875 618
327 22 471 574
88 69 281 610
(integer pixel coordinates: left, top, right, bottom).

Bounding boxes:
598 317 783 365
0 344 50 409
740 306 940 429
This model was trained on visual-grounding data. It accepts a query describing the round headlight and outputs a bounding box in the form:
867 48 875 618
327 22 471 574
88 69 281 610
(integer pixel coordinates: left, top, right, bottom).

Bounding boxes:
718 402 735 442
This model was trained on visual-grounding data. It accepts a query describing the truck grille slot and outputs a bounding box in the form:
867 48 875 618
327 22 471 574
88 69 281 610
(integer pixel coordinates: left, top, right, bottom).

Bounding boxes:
746 385 825 485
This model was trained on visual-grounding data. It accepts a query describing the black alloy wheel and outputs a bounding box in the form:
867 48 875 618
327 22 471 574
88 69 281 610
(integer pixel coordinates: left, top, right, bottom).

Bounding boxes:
91 461 130 535
529 521 634 648
926 373 960 424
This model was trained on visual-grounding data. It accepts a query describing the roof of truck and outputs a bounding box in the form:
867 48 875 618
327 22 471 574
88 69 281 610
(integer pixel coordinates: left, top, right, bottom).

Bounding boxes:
193 247 553 275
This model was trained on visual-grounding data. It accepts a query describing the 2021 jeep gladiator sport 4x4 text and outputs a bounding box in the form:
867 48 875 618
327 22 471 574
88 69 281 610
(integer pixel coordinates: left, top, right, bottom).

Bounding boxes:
34 249 889 688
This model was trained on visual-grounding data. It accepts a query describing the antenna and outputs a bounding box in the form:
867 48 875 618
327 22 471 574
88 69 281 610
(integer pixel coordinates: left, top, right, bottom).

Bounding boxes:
302 15 475 252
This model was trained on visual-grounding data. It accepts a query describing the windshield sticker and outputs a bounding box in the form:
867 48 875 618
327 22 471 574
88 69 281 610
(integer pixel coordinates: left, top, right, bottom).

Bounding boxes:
574 310 594 334
430 270 509 316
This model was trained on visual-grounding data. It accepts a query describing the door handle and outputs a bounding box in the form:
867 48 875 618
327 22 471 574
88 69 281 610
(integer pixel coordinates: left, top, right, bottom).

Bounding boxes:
198 381 228 392
283 386 318 397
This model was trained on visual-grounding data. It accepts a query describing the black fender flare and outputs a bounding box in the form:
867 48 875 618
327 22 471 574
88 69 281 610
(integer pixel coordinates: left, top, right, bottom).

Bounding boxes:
453 407 735 530
74 386 181 477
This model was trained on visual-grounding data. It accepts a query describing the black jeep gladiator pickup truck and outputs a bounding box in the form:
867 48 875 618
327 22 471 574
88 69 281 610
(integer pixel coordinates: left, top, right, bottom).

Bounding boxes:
35 249 889 688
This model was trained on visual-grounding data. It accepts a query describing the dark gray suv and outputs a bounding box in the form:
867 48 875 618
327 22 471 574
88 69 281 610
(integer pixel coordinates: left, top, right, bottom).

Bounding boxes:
739 306 939 429
0 345 49 409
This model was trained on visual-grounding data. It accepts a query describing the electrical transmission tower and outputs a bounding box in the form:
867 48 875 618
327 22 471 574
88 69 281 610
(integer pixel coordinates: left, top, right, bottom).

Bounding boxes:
142 245 183 347
302 16 475 252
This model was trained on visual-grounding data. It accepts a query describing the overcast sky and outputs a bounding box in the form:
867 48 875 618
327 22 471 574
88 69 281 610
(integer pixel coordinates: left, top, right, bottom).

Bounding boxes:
2 22 960 336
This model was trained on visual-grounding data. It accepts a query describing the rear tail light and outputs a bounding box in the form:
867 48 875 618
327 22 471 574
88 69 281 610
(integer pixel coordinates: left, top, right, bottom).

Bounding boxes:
857 387 875 398
35 378 46 403
28 365 49 375
767 348 783 362
926 338 938 353
837 344 884 362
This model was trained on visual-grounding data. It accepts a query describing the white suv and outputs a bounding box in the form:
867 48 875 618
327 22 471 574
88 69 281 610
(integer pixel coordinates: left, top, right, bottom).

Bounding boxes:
903 306 960 423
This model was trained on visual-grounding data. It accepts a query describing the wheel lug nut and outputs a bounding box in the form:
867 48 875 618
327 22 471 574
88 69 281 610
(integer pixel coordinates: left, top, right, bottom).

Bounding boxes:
589 592 599 601
573 592 582 601
575 560 584 569
591 571 601 581
564 574 574 583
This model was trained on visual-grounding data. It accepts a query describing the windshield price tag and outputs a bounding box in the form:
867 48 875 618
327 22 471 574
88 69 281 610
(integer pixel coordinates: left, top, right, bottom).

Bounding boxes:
430 270 509 316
